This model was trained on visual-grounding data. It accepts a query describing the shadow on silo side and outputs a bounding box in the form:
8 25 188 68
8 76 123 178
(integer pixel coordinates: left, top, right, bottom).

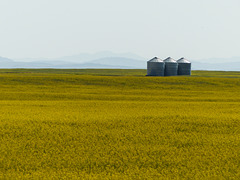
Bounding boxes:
177 58 191 75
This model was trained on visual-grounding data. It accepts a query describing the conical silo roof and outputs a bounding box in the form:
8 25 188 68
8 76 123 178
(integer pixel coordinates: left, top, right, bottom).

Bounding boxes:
164 57 176 63
148 57 164 62
177 57 191 63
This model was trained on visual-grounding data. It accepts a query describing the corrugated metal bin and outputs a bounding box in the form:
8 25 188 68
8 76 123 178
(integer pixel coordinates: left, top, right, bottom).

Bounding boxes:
147 57 165 76
164 57 178 76
177 58 191 75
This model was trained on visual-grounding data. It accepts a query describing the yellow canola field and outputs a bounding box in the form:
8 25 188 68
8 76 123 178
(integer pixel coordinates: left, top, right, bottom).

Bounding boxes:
0 70 240 179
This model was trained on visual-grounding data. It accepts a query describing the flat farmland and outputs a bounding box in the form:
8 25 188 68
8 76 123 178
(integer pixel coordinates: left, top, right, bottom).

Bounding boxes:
0 69 240 179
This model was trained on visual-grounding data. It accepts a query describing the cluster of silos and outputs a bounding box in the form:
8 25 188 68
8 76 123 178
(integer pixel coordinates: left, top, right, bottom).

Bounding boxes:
147 57 191 76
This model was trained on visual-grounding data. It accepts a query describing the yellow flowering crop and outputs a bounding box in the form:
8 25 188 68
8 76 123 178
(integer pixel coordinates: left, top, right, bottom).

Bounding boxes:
0 69 240 179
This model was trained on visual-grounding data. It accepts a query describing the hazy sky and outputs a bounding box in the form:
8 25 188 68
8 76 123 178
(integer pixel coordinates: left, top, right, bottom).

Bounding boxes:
0 0 240 59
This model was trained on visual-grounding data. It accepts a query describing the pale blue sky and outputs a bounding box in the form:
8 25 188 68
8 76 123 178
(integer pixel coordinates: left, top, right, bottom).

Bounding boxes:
0 0 240 60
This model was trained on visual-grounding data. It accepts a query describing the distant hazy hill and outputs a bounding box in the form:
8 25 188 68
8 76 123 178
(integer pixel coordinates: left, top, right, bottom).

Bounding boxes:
193 57 240 64
4 52 146 69
0 56 13 63
0 57 144 69
55 51 145 63
191 61 240 71
0 53 240 71
88 57 146 69
15 51 145 63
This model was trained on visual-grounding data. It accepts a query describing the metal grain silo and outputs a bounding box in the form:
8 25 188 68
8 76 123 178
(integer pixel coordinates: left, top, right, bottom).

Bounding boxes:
147 57 165 76
164 57 178 76
177 58 191 75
